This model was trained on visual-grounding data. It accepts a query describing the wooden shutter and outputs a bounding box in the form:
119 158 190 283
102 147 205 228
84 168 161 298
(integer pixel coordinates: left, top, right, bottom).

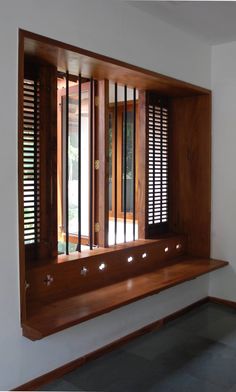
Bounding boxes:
23 63 58 262
147 93 168 235
23 78 40 247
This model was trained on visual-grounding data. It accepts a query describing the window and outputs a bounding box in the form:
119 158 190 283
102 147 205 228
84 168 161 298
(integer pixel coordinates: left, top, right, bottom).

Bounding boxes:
21 62 170 262
108 84 139 245
57 78 91 252
19 31 213 339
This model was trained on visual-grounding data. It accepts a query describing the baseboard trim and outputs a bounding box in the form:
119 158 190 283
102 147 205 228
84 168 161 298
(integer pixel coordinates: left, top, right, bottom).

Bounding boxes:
208 296 236 309
13 297 209 391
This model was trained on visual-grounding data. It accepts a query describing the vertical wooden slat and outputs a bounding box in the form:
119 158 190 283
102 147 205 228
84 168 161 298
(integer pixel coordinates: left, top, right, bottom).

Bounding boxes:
38 65 58 259
49 68 58 257
89 79 94 250
97 79 109 247
137 90 148 239
133 88 136 241
114 83 118 245
123 85 127 242
65 71 69 255
77 74 82 252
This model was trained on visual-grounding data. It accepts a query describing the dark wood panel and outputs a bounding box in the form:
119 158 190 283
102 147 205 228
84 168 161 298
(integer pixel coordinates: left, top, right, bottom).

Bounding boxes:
169 94 211 257
15 298 208 390
20 30 210 98
23 258 228 340
38 65 58 259
18 30 27 322
26 235 186 303
96 80 109 247
137 91 148 238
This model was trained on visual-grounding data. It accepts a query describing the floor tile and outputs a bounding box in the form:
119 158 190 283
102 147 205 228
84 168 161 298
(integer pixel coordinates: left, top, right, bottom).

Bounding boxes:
197 314 236 348
147 369 227 392
40 379 82 391
182 342 236 389
39 304 236 392
228 384 236 392
63 350 150 391
123 323 194 360
168 303 236 334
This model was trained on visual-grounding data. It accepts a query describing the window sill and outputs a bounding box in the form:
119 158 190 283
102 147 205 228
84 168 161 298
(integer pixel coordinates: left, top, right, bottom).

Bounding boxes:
26 234 180 269
22 257 228 340
25 234 187 304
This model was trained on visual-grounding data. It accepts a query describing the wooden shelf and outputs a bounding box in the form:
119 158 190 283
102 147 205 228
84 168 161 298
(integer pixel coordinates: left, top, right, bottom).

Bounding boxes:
22 257 228 340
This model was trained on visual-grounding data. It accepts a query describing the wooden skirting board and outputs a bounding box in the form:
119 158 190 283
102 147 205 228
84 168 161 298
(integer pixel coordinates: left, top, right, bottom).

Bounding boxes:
208 296 236 309
14 297 209 391
14 295 236 391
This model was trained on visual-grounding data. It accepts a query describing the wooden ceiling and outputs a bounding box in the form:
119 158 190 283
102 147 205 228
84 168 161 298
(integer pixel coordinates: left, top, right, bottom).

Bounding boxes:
22 29 210 98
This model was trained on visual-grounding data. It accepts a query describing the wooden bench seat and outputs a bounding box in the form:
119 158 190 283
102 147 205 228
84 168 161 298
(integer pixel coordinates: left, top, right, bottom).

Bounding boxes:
22 257 228 340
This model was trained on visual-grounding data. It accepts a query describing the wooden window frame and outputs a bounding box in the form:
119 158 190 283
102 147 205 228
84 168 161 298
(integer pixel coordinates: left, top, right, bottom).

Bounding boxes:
57 80 93 247
108 100 139 222
18 30 217 339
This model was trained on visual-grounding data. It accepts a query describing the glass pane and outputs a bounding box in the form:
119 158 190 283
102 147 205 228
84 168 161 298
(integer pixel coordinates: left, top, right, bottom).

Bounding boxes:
108 112 113 211
122 110 134 213
108 82 139 245
68 90 89 238
57 79 90 254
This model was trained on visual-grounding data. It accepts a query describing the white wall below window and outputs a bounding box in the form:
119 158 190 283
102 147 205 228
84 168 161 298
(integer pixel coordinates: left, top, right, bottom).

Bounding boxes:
210 41 236 300
1 277 209 390
0 0 211 388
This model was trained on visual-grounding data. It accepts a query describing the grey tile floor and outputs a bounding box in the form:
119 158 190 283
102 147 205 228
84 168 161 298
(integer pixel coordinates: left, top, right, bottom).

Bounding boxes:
39 303 236 391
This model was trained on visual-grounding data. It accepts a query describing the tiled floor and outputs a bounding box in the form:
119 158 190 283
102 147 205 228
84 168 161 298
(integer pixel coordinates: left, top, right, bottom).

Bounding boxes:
39 303 236 391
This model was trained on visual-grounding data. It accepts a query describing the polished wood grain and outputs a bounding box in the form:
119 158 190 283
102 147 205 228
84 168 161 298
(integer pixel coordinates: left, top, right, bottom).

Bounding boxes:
137 90 148 239
169 95 211 257
96 80 109 247
18 30 216 340
26 236 180 267
15 298 208 390
18 30 27 322
23 258 228 340
38 65 58 259
26 235 186 303
21 29 210 98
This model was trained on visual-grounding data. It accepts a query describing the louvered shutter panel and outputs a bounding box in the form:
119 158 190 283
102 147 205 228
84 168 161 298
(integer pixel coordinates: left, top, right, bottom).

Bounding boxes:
147 93 168 235
23 78 40 246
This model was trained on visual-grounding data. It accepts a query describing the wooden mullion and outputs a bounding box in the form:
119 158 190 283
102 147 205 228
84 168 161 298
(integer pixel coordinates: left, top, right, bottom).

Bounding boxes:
38 65 58 259
94 82 99 246
89 79 95 249
96 80 109 247
117 107 123 219
137 90 148 239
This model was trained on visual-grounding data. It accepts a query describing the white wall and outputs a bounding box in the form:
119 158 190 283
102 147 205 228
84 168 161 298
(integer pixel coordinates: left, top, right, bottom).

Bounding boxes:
0 0 211 388
210 41 236 299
